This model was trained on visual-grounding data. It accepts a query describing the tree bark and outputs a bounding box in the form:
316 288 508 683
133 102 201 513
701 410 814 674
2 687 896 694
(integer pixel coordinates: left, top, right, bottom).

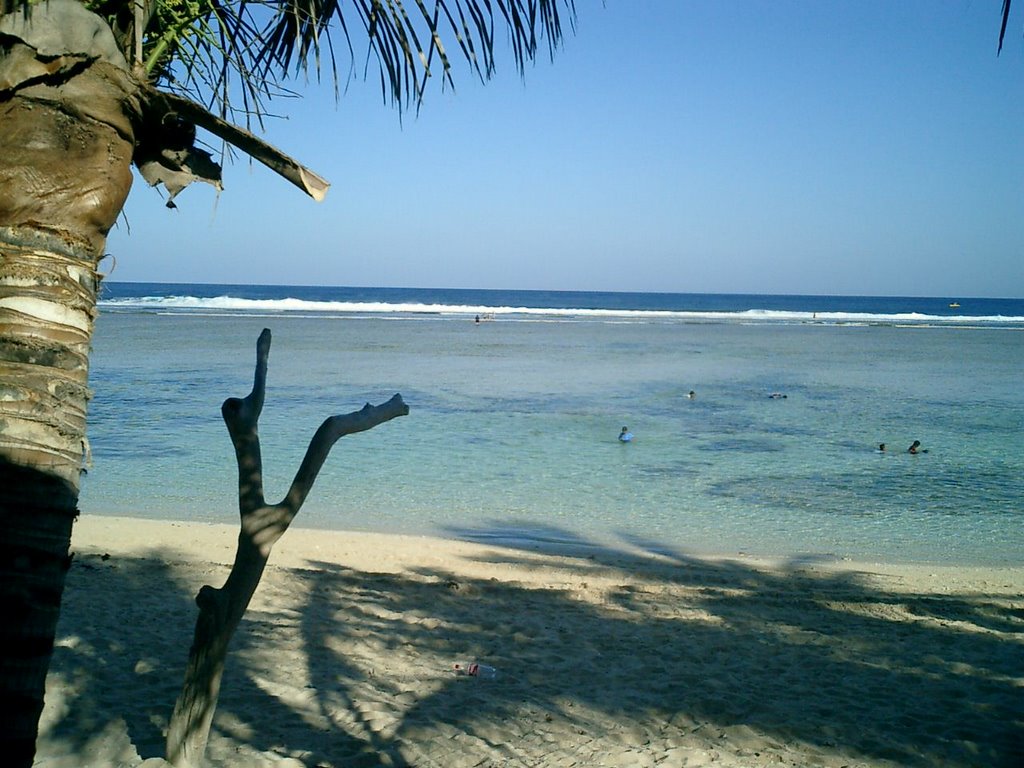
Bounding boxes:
0 12 138 764
165 329 408 768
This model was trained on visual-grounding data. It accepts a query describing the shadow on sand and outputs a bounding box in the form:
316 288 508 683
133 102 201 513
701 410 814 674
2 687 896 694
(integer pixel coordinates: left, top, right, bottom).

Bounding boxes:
39 521 1022 767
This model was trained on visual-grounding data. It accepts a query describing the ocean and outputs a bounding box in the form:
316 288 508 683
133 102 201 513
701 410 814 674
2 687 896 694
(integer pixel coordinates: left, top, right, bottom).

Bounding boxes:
82 283 1024 566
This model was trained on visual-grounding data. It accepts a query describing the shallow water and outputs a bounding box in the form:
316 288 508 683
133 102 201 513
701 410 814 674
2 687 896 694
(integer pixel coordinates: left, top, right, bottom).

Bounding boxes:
81 286 1024 566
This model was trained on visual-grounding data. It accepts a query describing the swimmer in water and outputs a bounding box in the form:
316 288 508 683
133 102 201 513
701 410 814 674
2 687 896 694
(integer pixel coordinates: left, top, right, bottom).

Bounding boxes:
908 440 928 454
618 427 634 443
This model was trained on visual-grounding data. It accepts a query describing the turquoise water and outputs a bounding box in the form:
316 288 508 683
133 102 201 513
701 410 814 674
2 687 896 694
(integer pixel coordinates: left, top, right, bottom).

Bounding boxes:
81 285 1024 566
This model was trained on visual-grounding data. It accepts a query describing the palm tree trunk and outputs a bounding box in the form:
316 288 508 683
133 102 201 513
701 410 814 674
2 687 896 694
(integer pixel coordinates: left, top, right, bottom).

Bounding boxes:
0 52 137 765
0 230 99 766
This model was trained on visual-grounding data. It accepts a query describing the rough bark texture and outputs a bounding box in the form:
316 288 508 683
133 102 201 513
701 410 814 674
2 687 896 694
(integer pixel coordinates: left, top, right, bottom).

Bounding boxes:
166 330 408 768
0 6 139 762
0 194 123 768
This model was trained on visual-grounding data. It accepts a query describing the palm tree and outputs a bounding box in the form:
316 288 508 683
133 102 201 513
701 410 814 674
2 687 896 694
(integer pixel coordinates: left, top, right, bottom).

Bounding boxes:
0 1 572 764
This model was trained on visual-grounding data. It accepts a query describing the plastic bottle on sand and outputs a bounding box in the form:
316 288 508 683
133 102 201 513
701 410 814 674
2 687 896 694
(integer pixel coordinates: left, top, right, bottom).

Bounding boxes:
454 662 498 679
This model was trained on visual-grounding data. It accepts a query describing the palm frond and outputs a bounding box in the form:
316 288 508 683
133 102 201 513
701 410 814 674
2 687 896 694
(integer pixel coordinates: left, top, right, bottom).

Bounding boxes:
998 0 1012 54
134 0 576 126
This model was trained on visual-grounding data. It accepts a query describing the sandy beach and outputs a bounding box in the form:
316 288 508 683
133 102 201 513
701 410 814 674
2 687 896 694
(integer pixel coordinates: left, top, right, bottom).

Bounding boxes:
35 515 1023 768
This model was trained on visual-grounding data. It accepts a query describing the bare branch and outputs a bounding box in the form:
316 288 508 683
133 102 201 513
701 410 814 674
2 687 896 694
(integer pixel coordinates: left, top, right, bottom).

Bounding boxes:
284 393 409 514
220 328 272 513
167 329 408 767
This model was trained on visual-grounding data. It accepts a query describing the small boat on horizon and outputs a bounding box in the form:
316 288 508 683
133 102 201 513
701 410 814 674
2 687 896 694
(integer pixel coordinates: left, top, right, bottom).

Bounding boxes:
948 301 960 308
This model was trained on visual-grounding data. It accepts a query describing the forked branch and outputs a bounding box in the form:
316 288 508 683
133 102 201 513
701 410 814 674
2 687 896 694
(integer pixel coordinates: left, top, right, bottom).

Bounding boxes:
166 329 408 767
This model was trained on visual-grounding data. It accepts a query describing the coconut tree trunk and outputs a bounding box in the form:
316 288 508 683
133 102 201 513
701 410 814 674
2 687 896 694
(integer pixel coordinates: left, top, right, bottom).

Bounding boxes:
0 16 138 765
0 232 95 766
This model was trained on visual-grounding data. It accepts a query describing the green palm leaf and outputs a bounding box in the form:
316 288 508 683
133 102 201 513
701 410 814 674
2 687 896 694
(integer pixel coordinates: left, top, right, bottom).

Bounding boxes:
73 0 575 122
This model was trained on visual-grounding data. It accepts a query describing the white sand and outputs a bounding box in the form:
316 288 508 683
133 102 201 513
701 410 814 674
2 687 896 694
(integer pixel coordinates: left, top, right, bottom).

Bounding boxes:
35 515 1024 767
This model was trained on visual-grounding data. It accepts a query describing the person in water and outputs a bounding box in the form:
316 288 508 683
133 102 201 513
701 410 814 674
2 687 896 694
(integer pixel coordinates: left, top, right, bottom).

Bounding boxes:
878 443 886 452
908 440 928 454
687 390 696 399
618 427 634 443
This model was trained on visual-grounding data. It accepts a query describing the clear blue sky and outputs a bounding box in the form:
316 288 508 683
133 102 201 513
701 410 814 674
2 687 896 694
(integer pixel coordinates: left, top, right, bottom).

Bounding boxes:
105 1 1023 297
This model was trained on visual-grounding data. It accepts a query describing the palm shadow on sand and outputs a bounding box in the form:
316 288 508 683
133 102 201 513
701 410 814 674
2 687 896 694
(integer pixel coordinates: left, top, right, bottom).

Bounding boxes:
41 523 1022 767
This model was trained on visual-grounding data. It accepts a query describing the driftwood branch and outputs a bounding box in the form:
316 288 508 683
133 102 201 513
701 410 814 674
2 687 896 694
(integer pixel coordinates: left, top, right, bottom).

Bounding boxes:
166 329 408 767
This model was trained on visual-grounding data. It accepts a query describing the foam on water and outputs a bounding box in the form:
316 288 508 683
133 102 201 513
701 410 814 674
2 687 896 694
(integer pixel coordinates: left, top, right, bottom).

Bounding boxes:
100 293 1024 327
